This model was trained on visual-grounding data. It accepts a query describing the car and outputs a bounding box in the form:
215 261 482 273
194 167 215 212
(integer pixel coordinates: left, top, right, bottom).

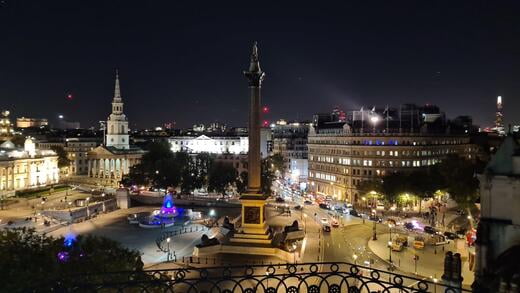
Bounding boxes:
413 236 425 249
294 205 303 210
386 217 403 226
391 241 404 252
304 200 313 205
331 220 339 228
341 208 350 214
350 209 361 217
443 231 458 240
323 224 331 232
320 218 329 225
319 203 330 209
344 203 353 209
275 197 285 203
369 215 382 223
423 226 436 234
404 222 417 230
394 235 409 247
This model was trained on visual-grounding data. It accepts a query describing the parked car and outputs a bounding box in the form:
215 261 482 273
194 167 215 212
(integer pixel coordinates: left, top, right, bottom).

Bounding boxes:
394 235 409 247
331 220 339 228
294 205 303 210
323 224 331 232
413 236 425 249
432 235 450 246
304 200 313 205
391 241 404 252
275 197 285 203
369 215 382 223
320 218 329 225
386 217 403 226
443 231 458 240
423 226 436 234
350 209 361 217
319 203 330 209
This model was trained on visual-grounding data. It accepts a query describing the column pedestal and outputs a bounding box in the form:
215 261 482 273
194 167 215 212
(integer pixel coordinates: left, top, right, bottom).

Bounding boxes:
229 193 271 244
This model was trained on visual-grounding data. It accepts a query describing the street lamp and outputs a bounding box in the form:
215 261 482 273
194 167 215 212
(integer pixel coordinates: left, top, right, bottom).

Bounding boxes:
388 223 393 243
353 254 358 265
303 213 307 234
388 241 393 263
370 115 379 133
166 237 171 261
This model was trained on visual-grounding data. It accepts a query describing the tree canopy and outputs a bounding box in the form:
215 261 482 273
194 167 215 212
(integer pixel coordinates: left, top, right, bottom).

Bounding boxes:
207 162 237 194
50 145 71 168
0 228 144 292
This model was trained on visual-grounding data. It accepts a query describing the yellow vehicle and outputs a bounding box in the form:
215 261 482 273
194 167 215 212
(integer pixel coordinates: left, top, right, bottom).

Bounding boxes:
392 240 404 251
413 236 425 249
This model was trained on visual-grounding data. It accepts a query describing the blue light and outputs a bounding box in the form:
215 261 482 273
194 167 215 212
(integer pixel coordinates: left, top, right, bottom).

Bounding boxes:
64 233 76 248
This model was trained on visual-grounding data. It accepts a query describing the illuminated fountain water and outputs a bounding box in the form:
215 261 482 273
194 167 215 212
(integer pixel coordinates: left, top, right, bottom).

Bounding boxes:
138 192 178 228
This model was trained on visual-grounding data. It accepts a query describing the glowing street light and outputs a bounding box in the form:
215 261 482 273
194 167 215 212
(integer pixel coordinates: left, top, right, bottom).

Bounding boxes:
353 254 358 264
370 115 379 132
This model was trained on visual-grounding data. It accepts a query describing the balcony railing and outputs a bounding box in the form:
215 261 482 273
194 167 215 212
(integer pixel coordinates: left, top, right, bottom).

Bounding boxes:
50 262 470 292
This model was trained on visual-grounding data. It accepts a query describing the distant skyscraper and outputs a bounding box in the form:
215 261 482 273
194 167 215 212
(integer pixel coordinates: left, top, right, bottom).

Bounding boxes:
106 70 130 149
495 96 505 135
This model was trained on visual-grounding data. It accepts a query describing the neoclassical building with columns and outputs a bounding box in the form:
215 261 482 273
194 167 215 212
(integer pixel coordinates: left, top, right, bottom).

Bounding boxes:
86 71 144 186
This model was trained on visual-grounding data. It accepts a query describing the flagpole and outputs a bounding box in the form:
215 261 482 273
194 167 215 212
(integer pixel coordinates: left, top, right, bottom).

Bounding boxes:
386 105 389 133
399 105 402 134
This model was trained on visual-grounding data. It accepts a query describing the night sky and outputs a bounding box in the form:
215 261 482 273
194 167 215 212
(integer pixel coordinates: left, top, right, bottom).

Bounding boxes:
1 1 520 129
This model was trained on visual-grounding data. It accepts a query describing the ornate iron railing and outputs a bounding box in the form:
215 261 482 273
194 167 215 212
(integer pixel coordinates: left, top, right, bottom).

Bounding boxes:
51 262 471 292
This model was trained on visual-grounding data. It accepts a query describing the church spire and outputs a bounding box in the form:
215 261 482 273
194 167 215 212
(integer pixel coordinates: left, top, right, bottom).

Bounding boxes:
114 69 122 102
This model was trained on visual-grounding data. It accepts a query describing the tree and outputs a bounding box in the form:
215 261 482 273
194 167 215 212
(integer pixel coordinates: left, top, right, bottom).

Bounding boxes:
208 162 237 195
261 158 275 195
236 171 248 194
0 228 144 292
181 152 214 193
123 141 181 188
357 179 383 207
437 154 480 208
270 153 286 175
50 145 71 168
381 172 408 204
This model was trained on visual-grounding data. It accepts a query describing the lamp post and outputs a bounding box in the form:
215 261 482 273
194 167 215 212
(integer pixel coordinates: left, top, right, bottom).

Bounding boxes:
166 237 171 261
372 209 377 240
85 197 90 218
388 223 393 243
370 115 379 133
388 241 393 263
353 254 358 265
303 213 307 234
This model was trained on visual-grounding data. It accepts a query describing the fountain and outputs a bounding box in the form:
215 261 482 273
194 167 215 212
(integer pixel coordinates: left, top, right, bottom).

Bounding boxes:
137 192 179 228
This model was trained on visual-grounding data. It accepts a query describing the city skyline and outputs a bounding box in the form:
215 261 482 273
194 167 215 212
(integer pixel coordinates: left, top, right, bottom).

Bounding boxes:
2 1 520 129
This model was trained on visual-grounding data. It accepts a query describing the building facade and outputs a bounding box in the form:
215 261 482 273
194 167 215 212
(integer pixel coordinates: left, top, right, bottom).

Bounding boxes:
16 117 49 128
473 136 520 292
272 120 310 183
0 138 59 196
86 71 143 186
308 105 476 203
38 138 99 175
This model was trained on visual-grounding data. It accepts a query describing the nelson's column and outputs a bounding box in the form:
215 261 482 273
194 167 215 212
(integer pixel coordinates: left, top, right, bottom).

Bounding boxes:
231 42 272 243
